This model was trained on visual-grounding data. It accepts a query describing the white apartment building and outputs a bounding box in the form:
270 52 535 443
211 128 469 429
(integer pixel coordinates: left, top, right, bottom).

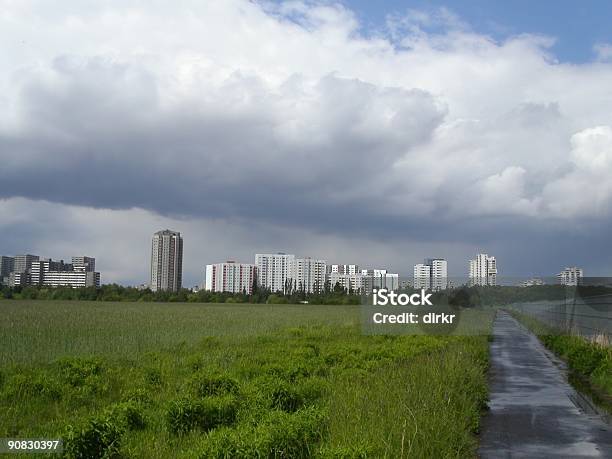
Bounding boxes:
427 258 448 291
413 264 431 290
30 257 100 288
469 254 497 286
557 267 583 286
255 253 295 293
205 261 257 295
327 272 364 293
289 257 326 294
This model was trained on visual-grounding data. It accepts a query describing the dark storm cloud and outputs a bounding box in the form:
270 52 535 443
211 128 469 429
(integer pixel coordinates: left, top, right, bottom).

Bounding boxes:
0 56 446 233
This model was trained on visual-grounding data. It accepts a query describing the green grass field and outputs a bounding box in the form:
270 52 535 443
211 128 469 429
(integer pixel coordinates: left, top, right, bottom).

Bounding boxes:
0 301 492 458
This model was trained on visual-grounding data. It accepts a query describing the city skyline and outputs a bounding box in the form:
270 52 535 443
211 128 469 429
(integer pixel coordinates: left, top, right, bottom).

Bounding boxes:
0 242 590 289
1 1 611 286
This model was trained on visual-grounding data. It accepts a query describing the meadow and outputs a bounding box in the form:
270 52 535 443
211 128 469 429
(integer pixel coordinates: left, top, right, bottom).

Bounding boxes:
0 301 492 458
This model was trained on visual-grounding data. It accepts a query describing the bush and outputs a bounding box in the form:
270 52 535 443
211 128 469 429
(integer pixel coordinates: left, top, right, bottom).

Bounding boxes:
57 357 104 387
64 415 123 459
199 407 326 458
253 378 304 412
190 371 239 397
166 396 238 434
4 374 62 401
106 401 146 430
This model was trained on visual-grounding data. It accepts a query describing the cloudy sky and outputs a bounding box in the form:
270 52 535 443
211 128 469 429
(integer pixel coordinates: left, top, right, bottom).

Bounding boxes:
1 0 611 286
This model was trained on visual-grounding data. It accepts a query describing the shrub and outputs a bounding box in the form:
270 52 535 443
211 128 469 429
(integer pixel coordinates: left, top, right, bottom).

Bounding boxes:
56 357 104 387
4 374 62 401
199 407 326 458
254 378 304 412
166 396 237 434
63 415 123 459
106 401 146 430
190 371 239 397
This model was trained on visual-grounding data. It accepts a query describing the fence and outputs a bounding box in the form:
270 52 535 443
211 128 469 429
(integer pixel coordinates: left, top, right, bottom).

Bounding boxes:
510 293 612 340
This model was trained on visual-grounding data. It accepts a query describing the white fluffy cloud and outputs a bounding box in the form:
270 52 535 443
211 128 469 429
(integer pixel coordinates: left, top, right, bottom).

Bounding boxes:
1 0 612 278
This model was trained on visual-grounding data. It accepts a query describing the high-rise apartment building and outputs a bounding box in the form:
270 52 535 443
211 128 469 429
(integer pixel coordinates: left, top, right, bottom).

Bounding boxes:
557 267 583 286
413 263 431 290
205 261 257 295
150 230 183 292
72 256 96 272
289 258 326 293
255 253 295 293
469 254 497 286
7 254 39 286
426 258 448 290
13 254 39 274
0 256 14 285
327 272 364 293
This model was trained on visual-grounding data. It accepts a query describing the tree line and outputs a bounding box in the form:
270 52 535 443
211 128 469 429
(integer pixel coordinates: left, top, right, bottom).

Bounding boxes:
1 283 609 305
0 282 362 305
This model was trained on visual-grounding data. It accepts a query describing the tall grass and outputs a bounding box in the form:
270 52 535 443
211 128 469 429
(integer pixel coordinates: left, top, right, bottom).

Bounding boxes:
0 301 492 458
510 311 612 402
324 337 488 458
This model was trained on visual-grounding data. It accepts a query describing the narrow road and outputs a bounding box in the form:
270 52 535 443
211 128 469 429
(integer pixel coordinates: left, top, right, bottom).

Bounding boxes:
479 311 612 458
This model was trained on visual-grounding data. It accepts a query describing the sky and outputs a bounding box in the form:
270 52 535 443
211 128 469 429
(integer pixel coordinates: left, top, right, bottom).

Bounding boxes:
1 0 611 286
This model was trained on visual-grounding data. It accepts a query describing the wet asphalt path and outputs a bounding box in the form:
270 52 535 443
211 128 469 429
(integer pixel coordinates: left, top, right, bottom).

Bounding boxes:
479 311 612 458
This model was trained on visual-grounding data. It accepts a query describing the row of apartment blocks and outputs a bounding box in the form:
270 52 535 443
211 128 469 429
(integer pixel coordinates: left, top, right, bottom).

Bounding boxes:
205 254 400 295
0 254 101 288
413 254 495 291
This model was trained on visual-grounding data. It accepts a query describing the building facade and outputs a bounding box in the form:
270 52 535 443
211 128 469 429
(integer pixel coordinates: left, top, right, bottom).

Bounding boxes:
469 254 497 286
30 257 100 288
425 258 448 290
557 267 583 286
289 258 327 293
13 254 39 274
72 256 96 272
361 269 399 292
255 253 295 293
205 261 257 295
413 263 431 290
327 272 364 293
328 264 359 275
150 230 183 292
0 256 14 285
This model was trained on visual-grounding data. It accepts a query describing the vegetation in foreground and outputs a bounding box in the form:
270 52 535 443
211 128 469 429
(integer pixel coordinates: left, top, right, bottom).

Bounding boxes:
509 311 612 403
0 301 492 458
